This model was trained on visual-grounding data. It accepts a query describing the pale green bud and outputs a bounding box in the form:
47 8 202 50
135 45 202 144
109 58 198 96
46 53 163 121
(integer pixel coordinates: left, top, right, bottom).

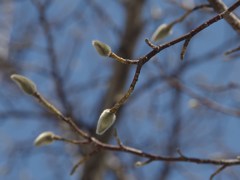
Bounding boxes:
10 74 37 95
135 161 144 167
96 109 116 135
151 24 172 42
92 40 111 57
135 159 153 167
34 131 55 147
188 98 199 109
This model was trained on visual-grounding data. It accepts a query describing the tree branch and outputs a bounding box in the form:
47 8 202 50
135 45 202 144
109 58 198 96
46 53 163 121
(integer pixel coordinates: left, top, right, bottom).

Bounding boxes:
208 0 240 33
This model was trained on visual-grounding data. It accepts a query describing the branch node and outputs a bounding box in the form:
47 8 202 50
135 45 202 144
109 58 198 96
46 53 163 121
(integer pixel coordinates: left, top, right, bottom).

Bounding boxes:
209 165 227 180
145 38 158 50
70 149 98 175
176 148 187 159
113 128 123 147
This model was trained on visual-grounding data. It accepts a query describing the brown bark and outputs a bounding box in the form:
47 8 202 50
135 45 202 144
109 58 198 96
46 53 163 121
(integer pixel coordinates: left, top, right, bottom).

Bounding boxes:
208 0 240 33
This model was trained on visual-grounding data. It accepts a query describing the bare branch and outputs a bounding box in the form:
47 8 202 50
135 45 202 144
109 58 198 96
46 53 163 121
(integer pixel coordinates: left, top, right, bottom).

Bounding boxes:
210 165 227 180
180 38 190 60
225 45 240 55
208 0 240 33
145 38 158 50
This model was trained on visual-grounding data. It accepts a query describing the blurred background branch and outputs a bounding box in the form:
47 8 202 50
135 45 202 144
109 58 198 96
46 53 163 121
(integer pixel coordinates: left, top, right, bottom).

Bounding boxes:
1 0 240 180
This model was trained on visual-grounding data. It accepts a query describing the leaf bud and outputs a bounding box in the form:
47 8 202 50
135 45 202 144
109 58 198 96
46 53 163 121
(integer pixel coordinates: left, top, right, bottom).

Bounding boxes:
188 98 199 109
10 74 37 95
34 131 55 147
151 24 172 42
92 40 112 57
96 109 116 135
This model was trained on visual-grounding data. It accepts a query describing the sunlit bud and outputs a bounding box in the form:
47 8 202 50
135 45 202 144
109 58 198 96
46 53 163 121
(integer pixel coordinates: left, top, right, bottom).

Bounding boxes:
135 161 144 167
34 131 55 147
188 98 199 109
134 160 153 167
10 74 37 95
92 40 112 57
96 109 116 135
151 24 172 42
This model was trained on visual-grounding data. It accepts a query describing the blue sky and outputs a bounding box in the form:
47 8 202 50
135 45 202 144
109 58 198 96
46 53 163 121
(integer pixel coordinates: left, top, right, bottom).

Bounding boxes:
1 0 240 179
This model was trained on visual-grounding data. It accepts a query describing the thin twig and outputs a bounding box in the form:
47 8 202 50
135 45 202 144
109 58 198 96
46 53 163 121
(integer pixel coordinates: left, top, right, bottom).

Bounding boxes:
31 0 75 117
110 60 143 113
161 75 240 117
33 91 90 139
17 0 240 172
209 165 227 180
28 87 240 167
145 39 158 50
70 149 99 175
176 148 187 159
53 136 90 145
171 4 212 26
225 45 240 55
93 1 240 143
109 52 138 65
180 38 191 60
113 128 123 147
208 0 240 33
140 1 240 65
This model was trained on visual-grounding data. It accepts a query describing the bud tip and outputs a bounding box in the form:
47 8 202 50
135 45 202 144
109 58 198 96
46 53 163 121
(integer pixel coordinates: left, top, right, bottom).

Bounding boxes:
34 131 55 147
10 74 37 95
96 109 116 135
92 40 112 57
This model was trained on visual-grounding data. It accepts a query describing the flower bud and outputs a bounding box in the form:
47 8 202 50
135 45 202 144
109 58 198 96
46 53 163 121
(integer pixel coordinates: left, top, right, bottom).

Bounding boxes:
96 109 116 135
34 131 55 147
151 24 172 42
92 40 111 57
135 159 153 167
10 74 37 95
135 161 144 167
188 98 199 109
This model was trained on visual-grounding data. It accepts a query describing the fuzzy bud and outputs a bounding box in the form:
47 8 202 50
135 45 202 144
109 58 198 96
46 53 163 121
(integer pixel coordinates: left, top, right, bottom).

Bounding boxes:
188 98 199 109
135 161 144 167
96 109 116 135
34 131 55 147
92 40 111 57
135 159 153 167
10 74 37 95
151 24 172 42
